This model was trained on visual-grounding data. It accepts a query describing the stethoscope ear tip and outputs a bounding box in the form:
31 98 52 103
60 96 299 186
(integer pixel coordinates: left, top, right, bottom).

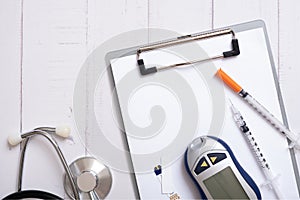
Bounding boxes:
7 134 22 146
55 125 71 138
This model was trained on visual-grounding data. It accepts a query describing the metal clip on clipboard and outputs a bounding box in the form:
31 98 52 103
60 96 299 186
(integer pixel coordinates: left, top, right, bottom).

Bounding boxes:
137 29 240 75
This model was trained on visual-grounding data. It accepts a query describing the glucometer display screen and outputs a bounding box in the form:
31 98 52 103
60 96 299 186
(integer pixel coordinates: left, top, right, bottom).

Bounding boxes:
203 167 250 199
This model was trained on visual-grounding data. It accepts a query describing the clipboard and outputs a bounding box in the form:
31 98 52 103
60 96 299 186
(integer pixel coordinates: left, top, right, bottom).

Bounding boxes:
106 20 300 199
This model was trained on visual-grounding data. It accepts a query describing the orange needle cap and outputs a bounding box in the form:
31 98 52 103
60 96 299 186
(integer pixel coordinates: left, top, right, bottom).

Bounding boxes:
217 68 242 93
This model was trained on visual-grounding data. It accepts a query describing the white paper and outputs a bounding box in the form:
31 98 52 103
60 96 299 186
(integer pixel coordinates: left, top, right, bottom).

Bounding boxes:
110 27 298 199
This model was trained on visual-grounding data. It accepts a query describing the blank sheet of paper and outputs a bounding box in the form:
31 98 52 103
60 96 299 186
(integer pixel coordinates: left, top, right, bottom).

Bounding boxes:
109 23 299 199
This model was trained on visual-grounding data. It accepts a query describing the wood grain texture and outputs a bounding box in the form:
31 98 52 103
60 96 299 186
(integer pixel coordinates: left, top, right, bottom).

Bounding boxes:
86 0 148 198
278 0 300 131
148 0 212 37
0 0 22 197
21 0 87 197
1 0 300 198
86 0 149 53
278 0 300 164
213 0 279 69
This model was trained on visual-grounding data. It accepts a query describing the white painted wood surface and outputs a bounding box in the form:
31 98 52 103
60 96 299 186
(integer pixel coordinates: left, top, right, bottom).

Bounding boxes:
21 1 87 197
1 0 300 199
0 0 22 197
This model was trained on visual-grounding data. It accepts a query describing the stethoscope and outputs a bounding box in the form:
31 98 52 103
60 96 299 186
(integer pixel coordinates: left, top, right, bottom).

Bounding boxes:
3 125 112 200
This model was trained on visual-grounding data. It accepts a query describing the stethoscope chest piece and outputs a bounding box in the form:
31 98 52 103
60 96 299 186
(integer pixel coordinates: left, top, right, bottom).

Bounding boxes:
64 157 112 199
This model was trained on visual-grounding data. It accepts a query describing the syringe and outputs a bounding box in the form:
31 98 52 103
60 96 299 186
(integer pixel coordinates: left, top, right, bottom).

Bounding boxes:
230 100 283 199
217 68 300 149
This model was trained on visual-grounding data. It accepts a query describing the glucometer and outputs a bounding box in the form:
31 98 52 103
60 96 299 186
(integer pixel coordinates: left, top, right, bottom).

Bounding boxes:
185 136 261 199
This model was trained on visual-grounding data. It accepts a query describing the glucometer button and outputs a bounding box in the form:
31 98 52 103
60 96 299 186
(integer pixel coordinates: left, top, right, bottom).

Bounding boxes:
207 153 227 165
194 157 210 175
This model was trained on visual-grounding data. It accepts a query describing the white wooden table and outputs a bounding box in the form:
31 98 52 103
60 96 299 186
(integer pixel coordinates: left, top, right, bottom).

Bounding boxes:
1 0 299 199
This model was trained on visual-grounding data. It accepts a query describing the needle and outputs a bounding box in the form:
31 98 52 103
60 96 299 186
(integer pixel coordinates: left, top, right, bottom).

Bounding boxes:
229 100 283 199
217 68 300 149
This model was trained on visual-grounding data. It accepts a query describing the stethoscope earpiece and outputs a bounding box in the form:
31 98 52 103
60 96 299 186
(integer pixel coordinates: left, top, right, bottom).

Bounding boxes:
55 125 71 138
6 125 80 200
6 125 111 200
7 134 22 146
7 125 71 147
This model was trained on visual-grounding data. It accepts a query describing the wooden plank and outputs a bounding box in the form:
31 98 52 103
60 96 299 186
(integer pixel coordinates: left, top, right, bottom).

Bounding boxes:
87 0 149 49
5 0 300 198
214 0 279 68
0 0 22 197
21 0 87 197
278 0 300 135
279 0 300 167
148 0 212 37
86 0 148 199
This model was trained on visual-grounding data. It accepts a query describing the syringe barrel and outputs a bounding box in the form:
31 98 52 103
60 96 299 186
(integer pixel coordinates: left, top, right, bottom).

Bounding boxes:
244 130 269 169
243 94 298 143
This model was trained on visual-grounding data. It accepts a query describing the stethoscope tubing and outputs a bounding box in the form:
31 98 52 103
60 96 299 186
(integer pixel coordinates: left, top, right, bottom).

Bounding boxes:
7 128 80 200
3 189 63 199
